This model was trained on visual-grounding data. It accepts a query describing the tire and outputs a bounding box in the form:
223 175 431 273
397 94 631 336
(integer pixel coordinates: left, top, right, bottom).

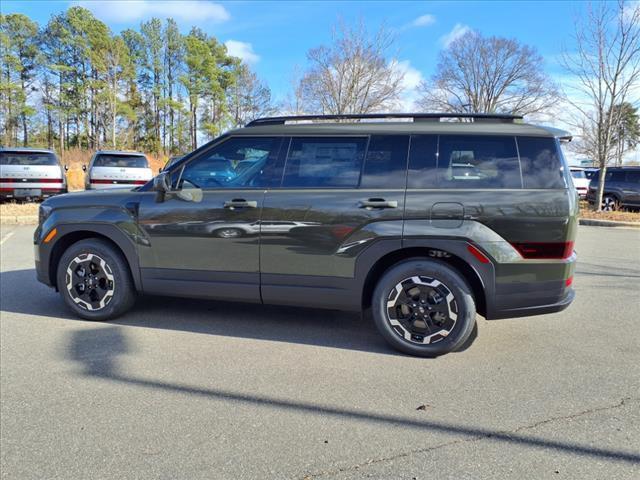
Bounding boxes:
602 195 620 211
371 258 477 357
213 227 244 238
56 239 136 321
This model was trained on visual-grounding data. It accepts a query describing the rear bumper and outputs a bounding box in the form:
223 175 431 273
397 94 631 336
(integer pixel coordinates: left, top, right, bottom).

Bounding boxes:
0 187 66 199
487 287 575 319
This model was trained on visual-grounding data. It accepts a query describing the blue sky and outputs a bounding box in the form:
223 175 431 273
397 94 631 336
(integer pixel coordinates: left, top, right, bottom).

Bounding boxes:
4 0 587 103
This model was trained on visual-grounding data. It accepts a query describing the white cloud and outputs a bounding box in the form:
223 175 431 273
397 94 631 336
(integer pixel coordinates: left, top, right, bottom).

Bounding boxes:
224 40 260 64
440 23 471 48
75 1 230 24
411 14 436 28
392 60 425 111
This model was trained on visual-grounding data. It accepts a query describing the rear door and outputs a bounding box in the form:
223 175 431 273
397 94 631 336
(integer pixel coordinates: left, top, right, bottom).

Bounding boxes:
260 135 408 309
622 170 640 206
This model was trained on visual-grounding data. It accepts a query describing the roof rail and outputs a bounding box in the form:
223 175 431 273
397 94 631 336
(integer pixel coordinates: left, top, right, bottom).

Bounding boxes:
246 113 523 127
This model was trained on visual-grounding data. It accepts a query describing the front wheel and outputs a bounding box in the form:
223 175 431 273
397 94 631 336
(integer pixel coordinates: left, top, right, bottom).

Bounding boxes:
371 259 477 357
56 239 136 321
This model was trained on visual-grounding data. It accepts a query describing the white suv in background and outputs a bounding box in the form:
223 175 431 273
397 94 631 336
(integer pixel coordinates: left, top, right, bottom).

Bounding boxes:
84 151 152 190
569 166 590 199
0 147 67 201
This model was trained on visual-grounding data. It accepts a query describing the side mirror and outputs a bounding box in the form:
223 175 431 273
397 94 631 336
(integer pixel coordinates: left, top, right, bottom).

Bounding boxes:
82 165 87 172
153 171 172 203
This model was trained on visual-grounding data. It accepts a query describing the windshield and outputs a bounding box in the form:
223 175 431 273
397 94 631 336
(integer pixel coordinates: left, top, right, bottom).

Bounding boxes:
0 152 58 166
570 170 586 179
93 154 148 168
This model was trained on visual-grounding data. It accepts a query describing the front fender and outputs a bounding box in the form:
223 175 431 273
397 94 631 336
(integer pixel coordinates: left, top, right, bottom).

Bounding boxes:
35 205 144 291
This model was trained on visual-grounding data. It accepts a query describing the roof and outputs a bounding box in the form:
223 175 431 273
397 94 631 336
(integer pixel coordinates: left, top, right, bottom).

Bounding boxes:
229 120 571 139
94 150 146 156
0 147 57 154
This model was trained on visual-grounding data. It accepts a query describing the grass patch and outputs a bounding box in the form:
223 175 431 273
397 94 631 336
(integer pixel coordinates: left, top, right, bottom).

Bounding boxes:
579 201 640 222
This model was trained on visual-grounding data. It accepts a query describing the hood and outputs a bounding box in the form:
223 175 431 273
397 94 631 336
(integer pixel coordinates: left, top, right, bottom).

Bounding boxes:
42 187 145 210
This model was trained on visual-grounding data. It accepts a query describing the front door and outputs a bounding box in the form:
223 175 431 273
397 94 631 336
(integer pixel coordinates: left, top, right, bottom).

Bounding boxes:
137 136 284 302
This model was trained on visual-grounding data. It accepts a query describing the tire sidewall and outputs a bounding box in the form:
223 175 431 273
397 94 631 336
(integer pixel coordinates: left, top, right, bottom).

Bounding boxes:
372 258 476 357
57 239 135 321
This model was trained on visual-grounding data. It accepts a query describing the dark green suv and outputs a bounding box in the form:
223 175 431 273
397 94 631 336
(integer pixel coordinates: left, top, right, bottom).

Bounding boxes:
34 113 578 357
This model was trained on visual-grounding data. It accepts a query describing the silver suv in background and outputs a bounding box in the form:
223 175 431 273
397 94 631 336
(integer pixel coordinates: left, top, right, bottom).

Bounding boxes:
84 151 152 190
0 147 67 201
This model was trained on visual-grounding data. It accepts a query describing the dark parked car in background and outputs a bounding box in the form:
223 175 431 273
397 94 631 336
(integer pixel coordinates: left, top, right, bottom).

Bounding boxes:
586 166 640 211
34 113 577 357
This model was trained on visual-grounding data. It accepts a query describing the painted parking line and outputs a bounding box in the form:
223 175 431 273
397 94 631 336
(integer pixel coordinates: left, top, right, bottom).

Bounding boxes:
0 230 15 246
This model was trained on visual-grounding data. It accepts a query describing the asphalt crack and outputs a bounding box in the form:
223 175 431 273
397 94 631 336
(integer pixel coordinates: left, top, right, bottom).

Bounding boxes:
301 397 639 479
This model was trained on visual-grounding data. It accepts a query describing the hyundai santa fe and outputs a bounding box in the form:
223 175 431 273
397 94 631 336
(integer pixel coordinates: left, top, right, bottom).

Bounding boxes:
34 113 578 357
0 147 67 201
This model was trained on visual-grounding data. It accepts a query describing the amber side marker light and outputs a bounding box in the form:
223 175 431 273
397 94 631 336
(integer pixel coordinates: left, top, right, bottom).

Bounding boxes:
43 228 57 243
467 244 490 264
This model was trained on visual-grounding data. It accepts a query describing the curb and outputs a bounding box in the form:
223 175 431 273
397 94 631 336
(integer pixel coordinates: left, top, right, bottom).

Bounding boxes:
579 218 640 228
0 215 38 225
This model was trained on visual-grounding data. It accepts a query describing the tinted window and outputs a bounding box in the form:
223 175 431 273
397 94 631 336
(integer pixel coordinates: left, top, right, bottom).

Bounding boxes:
361 135 409 188
0 152 58 166
282 137 366 188
93 154 148 168
606 170 626 182
178 137 282 189
518 137 566 188
407 135 438 189
625 170 640 183
438 135 521 188
570 170 586 179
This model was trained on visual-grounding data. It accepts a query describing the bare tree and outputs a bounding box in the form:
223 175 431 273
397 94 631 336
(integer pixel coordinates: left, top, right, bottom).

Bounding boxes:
418 30 558 116
562 0 640 210
297 21 404 114
229 63 274 126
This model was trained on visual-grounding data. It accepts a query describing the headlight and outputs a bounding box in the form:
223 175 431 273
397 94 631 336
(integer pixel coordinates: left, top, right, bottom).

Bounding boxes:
39 204 53 225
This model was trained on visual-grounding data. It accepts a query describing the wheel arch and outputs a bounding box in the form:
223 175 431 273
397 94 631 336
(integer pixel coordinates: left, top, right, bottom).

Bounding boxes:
360 246 488 318
48 226 142 291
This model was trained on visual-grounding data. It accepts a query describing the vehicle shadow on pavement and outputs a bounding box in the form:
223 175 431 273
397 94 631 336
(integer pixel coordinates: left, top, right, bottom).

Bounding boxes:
1 268 404 355
66 325 640 466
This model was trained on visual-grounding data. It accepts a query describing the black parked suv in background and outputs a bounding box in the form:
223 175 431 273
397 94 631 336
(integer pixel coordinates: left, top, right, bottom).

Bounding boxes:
34 113 578 357
586 166 640 211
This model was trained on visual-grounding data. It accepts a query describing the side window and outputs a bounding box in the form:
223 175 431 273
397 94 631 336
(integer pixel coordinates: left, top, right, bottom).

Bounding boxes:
518 137 566 189
438 135 521 188
178 137 282 189
282 137 366 188
360 135 409 188
407 135 438 189
625 170 640 184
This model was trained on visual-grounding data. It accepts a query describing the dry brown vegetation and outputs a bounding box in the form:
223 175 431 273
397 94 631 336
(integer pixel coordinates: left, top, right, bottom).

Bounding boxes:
579 202 640 222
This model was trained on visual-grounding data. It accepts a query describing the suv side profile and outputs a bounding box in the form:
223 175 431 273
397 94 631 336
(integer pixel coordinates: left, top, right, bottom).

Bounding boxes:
586 166 640 211
34 113 577 357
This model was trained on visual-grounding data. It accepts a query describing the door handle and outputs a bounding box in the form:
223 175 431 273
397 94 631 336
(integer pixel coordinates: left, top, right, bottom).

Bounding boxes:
224 199 258 209
358 198 398 209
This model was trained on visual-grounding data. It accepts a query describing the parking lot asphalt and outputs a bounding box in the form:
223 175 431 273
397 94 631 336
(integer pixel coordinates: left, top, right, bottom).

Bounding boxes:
1 225 639 479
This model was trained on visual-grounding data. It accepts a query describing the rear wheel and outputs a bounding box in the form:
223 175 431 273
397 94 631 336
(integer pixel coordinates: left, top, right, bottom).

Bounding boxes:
371 259 477 357
56 239 136 321
602 195 620 211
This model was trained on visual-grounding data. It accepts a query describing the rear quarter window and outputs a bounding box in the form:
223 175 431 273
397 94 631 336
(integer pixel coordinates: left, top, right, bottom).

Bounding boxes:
518 137 566 189
437 135 521 188
93 155 148 168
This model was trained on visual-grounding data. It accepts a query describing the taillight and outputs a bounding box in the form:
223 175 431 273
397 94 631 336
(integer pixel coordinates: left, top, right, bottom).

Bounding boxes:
565 276 573 287
510 241 574 259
